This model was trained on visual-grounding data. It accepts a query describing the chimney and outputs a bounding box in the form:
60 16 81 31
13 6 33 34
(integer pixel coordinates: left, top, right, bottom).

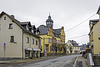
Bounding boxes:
11 15 15 18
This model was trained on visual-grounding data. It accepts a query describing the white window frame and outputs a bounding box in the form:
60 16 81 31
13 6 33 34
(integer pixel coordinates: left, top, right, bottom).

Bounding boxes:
26 37 29 43
10 36 14 43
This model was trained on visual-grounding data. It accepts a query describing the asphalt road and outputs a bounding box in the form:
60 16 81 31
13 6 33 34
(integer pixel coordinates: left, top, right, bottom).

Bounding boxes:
0 55 81 67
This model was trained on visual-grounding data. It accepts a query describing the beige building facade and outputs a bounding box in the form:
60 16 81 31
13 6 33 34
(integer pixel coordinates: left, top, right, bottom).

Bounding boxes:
89 6 100 54
66 40 81 54
0 12 41 59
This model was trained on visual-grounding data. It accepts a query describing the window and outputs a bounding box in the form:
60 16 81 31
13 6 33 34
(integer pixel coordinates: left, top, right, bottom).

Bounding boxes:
61 47 62 51
26 26 29 30
32 39 34 44
46 45 48 51
49 32 52 36
25 50 30 57
26 37 29 43
4 17 6 20
32 30 34 33
50 46 52 51
50 38 51 43
9 24 13 29
48 38 50 43
36 40 38 45
10 36 14 42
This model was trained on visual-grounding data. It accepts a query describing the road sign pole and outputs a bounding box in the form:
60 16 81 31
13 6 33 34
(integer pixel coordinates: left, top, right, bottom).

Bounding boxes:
4 43 6 60
4 48 5 60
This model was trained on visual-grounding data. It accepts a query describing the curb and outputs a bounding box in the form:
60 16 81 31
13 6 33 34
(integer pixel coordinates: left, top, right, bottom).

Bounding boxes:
0 61 14 64
73 57 78 67
0 56 58 64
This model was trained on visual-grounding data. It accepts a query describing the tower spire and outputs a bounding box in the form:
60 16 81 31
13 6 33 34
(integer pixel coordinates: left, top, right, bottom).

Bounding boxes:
49 12 50 16
48 12 51 19
46 12 54 28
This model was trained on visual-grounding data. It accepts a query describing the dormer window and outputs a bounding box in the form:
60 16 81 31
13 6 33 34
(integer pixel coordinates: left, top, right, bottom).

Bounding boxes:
26 37 29 43
32 30 34 33
26 26 29 30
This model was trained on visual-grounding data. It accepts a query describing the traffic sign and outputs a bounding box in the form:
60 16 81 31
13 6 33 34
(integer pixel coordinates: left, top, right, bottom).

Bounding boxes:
4 43 6 50
4 43 6 46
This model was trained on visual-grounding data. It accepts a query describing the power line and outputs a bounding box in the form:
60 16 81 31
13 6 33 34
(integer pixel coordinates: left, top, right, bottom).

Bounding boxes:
68 34 88 39
66 14 96 32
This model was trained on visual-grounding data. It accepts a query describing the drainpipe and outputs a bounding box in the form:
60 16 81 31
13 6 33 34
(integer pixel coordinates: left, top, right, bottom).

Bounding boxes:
22 31 24 59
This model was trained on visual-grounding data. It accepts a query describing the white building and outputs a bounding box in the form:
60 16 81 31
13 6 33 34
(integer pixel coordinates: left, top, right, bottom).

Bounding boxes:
0 12 41 59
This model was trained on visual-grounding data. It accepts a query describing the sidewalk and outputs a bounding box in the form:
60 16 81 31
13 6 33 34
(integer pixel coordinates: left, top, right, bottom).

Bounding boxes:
0 56 57 64
73 56 89 67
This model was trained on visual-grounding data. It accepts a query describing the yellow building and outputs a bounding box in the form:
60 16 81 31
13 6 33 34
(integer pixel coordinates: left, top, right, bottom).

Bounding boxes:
38 15 65 56
66 40 81 54
89 7 100 55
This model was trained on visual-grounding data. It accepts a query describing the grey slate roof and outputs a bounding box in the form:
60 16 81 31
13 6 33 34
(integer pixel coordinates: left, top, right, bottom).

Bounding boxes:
53 28 61 35
20 22 29 25
69 40 79 47
20 22 32 27
53 28 61 37
38 25 49 35
38 25 62 37
46 15 53 22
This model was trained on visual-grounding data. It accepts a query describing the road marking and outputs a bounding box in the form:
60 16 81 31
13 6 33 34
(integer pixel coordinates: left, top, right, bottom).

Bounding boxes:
73 57 78 67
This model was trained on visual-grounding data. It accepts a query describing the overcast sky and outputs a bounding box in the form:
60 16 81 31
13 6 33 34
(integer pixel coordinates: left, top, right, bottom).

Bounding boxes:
0 0 100 45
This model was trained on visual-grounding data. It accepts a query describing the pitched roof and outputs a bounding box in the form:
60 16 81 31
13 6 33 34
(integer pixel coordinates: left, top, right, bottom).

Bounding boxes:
38 24 62 37
53 28 61 35
90 19 99 26
0 11 24 30
53 28 61 37
38 25 49 35
69 40 79 47
90 19 99 22
20 22 30 25
0 11 40 38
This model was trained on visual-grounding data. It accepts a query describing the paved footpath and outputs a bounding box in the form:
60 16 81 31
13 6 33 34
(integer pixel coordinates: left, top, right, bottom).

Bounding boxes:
73 56 89 67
